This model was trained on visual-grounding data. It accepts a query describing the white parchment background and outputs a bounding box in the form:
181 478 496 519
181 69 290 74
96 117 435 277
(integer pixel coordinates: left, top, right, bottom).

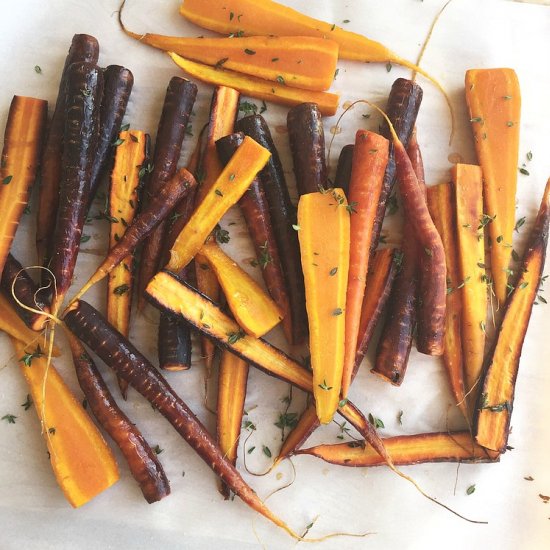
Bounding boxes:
0 1 548 549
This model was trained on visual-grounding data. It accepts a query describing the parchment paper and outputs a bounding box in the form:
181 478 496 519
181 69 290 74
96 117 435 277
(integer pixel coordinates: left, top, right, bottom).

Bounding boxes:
0 1 548 549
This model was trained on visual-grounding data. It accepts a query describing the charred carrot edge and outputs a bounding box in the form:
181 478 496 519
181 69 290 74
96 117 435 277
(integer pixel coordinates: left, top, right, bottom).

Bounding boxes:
235 115 307 345
475 180 550 452
216 132 293 343
48 62 103 316
334 144 354 195
165 136 271 273
452 164 486 401
69 168 197 306
0 293 59 356
217 351 249 498
11 337 119 508
194 86 240 374
137 77 197 309
66 331 170 503
168 53 340 117
341 131 389 398
465 69 521 305
370 78 423 257
63 299 300 538
0 96 47 274
296 431 499 467
1 254 50 331
107 129 148 398
88 65 134 205
426 183 468 419
200 240 283 338
36 34 99 274
287 103 328 195
276 248 397 465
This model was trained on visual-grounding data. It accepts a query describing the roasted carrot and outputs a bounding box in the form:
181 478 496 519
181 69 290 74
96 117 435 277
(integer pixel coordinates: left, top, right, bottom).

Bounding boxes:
66 331 170 503
194 86 239 375
465 69 521 305
453 164 486 400
371 78 423 256
88 65 134 204
11 337 119 508
107 129 149 397
341 131 389 398
48 61 103 316
296 432 498 467
235 115 307 345
298 189 350 423
200 240 283 337
0 96 47 275
334 144 354 195
70 168 197 305
287 103 328 195
216 132 293 343
475 180 550 453
137 77 197 308
426 183 468 419
1 254 50 332
217 351 249 498
276 248 397 465
165 137 271 273
63 299 300 538
168 53 340 116
36 34 99 274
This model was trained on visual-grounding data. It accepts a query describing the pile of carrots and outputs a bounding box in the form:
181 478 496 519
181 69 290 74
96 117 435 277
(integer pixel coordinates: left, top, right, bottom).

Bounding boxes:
0 0 548 540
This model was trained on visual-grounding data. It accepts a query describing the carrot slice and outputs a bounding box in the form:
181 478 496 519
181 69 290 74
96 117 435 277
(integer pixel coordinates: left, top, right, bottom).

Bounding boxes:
452 164 486 400
475 180 550 452
168 53 340 116
465 68 521 305
341 131 389 398
10 337 119 507
297 189 350 424
200 240 283 337
0 95 47 274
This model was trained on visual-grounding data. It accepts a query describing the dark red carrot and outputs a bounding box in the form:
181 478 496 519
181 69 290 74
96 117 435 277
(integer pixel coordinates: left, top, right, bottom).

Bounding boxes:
137 77 197 308
286 102 327 195
63 299 300 537
65 330 170 503
48 61 103 316
235 114 307 345
36 34 99 276
69 168 197 306
370 78 423 256
88 65 134 205
1 254 50 331
216 132 293 343
334 144 353 194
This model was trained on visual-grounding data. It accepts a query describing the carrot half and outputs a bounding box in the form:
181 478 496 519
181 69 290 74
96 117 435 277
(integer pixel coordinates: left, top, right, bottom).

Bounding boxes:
107 129 149 397
216 132 293 343
137 77 197 309
168 53 340 117
165 136 271 273
341 131 389 398
465 69 521 305
48 61 103 316
298 189 350 424
63 300 301 538
334 144 354 195
69 168 197 305
475 180 550 453
296 431 498 467
36 34 99 274
426 183 468 419
11 337 119 507
0 96 47 275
